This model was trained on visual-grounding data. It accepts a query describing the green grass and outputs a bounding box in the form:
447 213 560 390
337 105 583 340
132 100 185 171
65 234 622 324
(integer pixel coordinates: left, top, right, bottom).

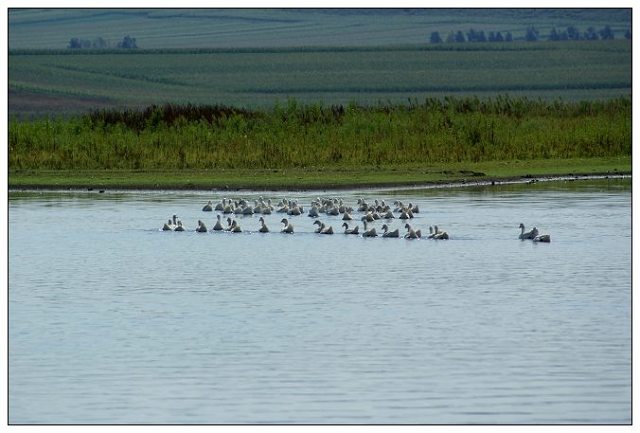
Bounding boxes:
9 97 632 170
9 41 632 117
8 157 631 190
8 97 631 189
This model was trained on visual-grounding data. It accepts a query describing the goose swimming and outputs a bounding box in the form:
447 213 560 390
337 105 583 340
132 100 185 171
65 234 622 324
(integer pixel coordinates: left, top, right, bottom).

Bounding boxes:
212 215 224 231
174 220 185 231
362 220 377 237
519 223 539 240
432 225 449 240
258 217 269 233
196 220 208 232
280 218 294 234
202 201 213 212
162 219 173 231
342 222 359 235
313 220 323 233
321 224 334 235
533 233 551 243
404 223 419 239
381 224 400 238
229 220 242 233
225 217 234 231
308 206 320 218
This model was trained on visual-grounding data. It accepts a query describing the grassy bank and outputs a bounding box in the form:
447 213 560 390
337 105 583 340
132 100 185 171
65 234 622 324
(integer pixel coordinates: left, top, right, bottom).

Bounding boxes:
9 157 631 190
9 97 631 189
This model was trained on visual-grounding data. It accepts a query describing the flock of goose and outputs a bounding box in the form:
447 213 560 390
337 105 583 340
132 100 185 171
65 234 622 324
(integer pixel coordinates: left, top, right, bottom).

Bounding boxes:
160 196 549 242
161 196 450 239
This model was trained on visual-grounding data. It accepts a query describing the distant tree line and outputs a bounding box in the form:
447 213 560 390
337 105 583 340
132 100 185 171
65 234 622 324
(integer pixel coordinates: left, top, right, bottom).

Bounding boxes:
429 26 631 43
68 35 138 49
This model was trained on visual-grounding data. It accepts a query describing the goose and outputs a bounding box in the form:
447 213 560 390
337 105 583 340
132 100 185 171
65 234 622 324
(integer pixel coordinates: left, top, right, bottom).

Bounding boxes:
222 203 234 214
519 223 539 240
196 220 208 233
253 200 263 214
230 220 242 233
361 213 374 223
242 206 254 215
533 233 551 243
381 210 394 219
342 222 359 235
326 207 339 216
313 220 324 233
399 210 410 220
162 219 173 231
225 217 234 231
288 205 302 216
214 199 225 211
357 199 369 212
212 215 224 231
433 225 449 240
427 226 436 239
258 217 269 233
280 218 294 234
409 203 419 214
174 220 185 231
342 212 353 221
321 224 334 235
362 221 377 237
404 223 419 239
381 224 400 238
308 206 320 218
202 200 213 212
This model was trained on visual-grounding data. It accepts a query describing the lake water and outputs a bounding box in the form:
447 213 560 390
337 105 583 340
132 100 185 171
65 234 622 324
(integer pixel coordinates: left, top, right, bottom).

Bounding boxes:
8 179 631 424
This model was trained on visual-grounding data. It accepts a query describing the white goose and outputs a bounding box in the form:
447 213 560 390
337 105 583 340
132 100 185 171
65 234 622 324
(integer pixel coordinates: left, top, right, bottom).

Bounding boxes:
258 217 269 233
362 221 377 237
212 215 225 231
519 223 539 240
342 222 359 235
230 220 242 233
381 224 400 238
313 220 333 234
432 225 449 240
533 233 551 243
280 218 294 234
308 206 320 218
225 217 234 231
202 201 213 212
196 220 208 232
404 223 419 239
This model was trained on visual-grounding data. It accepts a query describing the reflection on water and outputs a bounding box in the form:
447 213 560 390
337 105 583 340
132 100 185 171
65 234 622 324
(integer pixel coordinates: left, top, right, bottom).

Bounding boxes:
9 179 631 424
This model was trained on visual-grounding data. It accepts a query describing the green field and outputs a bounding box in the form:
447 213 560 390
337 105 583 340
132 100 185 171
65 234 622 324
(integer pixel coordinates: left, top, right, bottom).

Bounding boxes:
8 8 631 50
8 41 632 117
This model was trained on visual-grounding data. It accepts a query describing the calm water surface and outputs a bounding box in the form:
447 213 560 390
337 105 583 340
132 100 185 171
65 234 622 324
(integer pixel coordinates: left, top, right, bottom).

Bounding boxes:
9 179 631 424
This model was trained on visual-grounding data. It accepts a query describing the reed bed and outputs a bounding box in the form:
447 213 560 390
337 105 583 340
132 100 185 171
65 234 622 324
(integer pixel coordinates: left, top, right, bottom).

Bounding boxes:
8 96 631 171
